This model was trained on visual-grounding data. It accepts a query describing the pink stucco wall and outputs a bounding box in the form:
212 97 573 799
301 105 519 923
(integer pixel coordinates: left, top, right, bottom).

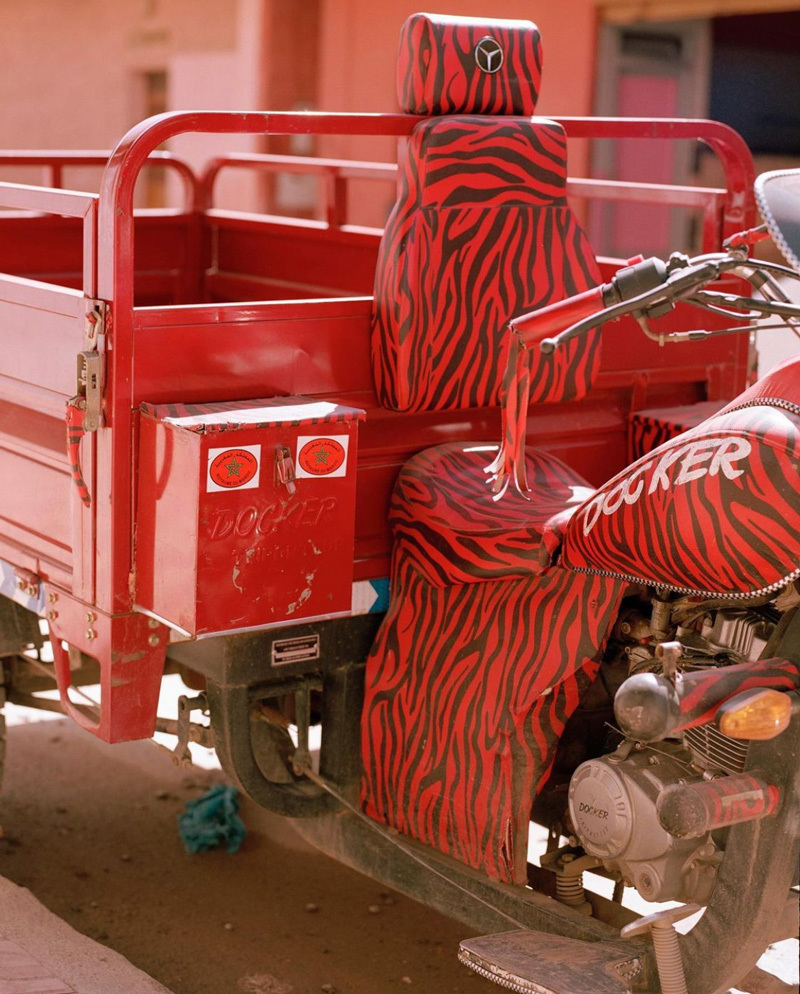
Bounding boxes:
0 0 598 222
0 0 264 207
317 0 599 225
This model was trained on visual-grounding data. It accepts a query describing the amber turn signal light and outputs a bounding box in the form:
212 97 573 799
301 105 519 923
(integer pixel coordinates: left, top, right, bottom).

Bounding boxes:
717 689 793 741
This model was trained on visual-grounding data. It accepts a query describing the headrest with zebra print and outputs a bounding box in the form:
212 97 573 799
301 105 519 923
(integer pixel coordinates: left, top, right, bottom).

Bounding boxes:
397 13 542 116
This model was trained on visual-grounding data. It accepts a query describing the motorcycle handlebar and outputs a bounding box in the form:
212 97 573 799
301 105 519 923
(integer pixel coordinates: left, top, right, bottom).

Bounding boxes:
509 285 608 346
510 257 673 349
537 254 734 354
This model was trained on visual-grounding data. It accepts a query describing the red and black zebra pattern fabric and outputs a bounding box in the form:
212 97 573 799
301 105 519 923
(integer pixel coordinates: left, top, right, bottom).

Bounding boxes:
66 396 91 507
371 118 601 413
361 559 624 883
397 13 542 117
391 441 594 585
563 405 800 596
139 397 364 434
628 401 726 464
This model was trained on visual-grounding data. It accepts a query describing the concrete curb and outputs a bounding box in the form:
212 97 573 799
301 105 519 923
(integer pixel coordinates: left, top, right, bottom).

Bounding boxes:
0 876 174 994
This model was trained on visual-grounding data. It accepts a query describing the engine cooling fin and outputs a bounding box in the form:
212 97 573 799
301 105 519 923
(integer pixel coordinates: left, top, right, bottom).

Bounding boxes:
684 724 749 774
458 930 644 994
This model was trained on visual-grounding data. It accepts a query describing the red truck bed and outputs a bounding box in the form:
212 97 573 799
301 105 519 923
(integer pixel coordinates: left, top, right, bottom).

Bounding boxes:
0 112 755 740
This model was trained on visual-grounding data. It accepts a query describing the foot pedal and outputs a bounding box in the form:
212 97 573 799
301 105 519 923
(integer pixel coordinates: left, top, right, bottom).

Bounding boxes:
459 930 644 994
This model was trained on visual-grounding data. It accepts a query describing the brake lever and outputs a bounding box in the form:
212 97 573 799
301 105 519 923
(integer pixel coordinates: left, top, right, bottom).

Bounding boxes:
692 289 800 319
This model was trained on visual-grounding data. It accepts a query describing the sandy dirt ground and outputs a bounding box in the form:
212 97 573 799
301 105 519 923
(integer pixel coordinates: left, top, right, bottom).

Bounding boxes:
0 700 797 994
0 707 507 994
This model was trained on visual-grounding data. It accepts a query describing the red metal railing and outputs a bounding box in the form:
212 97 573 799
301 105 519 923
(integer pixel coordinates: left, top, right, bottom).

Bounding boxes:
85 111 755 614
199 151 729 252
556 117 755 241
0 150 199 211
200 152 397 227
0 181 98 308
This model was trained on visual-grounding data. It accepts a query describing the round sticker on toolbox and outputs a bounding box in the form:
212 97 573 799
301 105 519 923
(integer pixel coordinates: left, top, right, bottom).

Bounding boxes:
296 436 349 478
207 445 261 492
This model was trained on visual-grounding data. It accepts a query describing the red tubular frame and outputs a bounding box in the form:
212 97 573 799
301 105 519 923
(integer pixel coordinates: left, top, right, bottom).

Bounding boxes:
80 112 754 616
0 150 199 210
199 152 398 227
555 117 756 240
199 155 732 253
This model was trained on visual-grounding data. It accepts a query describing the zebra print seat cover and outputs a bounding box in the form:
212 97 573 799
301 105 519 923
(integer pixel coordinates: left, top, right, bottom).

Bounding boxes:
396 12 542 117
361 16 619 886
391 442 594 585
371 15 602 414
370 11 603 582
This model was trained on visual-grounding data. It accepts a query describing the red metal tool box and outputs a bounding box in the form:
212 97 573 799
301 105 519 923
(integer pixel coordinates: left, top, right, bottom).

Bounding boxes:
136 396 364 636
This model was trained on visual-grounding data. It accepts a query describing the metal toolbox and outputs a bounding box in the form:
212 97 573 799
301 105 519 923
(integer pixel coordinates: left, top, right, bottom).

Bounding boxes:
135 396 364 637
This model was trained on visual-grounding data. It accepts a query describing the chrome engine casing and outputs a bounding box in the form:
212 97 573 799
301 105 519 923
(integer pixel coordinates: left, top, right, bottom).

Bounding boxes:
697 609 773 660
568 743 719 904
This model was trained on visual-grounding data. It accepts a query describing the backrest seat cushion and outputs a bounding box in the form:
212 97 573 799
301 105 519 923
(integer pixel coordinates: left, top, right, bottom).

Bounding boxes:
371 116 601 412
397 13 542 116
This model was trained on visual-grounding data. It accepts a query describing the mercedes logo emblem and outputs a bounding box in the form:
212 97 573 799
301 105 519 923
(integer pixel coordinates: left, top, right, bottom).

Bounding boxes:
474 36 504 74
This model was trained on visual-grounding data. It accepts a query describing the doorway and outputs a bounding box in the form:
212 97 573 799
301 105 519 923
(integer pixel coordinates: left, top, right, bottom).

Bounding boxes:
590 19 711 258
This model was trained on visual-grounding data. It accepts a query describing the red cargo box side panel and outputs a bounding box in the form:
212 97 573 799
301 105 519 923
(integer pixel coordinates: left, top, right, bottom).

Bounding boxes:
136 396 364 637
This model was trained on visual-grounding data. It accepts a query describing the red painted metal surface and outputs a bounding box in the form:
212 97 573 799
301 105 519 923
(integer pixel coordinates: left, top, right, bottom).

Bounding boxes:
0 111 757 740
136 397 363 636
0 150 199 209
200 154 731 255
45 583 168 744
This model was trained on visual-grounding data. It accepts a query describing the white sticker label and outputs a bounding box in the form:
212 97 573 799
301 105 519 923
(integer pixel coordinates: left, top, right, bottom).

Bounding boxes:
206 443 261 493
295 434 350 479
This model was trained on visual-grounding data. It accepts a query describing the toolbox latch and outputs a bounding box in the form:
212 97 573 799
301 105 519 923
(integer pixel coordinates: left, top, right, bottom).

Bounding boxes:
65 351 104 507
83 300 107 351
76 351 104 432
275 444 297 495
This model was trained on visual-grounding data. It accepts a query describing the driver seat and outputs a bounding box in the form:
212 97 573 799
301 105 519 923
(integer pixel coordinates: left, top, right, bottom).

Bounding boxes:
361 14 617 886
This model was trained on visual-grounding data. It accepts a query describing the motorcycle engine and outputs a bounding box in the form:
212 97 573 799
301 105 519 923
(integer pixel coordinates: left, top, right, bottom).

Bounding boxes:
566 600 780 905
568 742 718 903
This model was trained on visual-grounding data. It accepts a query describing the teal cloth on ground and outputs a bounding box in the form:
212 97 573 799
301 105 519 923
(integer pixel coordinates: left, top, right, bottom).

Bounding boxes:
178 783 247 854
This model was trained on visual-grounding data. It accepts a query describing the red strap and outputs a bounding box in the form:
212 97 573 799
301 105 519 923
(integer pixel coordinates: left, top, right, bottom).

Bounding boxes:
486 331 531 498
486 286 606 498
66 397 91 507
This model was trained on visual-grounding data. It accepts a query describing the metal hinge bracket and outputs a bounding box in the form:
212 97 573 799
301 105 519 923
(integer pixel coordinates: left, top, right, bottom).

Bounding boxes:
83 299 107 351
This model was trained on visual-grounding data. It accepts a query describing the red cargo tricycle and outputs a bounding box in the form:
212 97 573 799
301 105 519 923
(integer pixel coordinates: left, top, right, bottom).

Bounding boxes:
1 13 798 994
